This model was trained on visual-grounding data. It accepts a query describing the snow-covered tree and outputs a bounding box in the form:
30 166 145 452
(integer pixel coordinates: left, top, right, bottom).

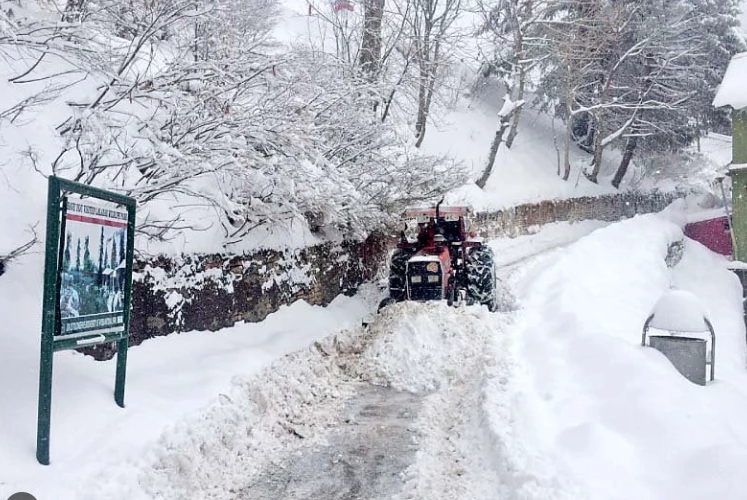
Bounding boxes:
534 0 609 180
535 0 744 185
478 0 550 149
1 0 464 245
387 0 465 146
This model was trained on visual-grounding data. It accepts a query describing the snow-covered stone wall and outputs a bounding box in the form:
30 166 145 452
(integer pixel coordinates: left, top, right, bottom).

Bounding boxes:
82 234 388 360
81 192 680 360
474 191 681 238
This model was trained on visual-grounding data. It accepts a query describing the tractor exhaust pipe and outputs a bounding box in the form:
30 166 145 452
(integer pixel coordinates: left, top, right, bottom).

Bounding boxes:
435 197 444 220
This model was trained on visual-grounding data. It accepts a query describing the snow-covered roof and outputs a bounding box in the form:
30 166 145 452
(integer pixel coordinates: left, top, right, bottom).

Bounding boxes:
685 207 729 224
713 52 747 110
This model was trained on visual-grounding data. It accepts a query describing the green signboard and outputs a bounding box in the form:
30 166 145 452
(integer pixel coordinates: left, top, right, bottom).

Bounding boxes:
37 176 136 465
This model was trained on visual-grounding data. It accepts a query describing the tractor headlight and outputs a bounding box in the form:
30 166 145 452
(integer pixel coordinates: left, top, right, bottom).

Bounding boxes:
411 275 422 283
427 275 439 283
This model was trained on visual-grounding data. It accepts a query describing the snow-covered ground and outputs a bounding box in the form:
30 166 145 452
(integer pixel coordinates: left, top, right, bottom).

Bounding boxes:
0 220 594 498
0 262 372 498
507 209 747 499
488 220 610 268
6 206 745 500
1 2 745 498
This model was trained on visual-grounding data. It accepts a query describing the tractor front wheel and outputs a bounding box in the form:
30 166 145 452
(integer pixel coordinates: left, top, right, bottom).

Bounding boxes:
388 248 414 302
466 245 497 311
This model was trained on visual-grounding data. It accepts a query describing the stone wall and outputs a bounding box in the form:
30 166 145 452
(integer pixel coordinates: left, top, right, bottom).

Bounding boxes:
82 191 681 360
474 191 680 239
83 233 389 360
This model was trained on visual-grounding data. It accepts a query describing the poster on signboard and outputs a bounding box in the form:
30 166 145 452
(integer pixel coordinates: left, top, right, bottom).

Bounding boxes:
58 198 129 339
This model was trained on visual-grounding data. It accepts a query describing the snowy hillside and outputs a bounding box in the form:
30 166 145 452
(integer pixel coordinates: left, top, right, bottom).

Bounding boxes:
425 81 621 211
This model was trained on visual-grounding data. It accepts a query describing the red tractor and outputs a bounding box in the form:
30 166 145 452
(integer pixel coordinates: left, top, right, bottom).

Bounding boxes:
378 202 497 311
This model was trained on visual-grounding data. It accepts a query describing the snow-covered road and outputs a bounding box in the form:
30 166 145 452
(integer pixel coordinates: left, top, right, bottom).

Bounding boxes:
81 222 599 500
10 212 746 500
242 384 422 499
86 302 518 500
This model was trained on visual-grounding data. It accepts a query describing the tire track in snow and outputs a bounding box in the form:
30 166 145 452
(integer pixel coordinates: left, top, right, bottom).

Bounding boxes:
240 384 422 500
235 302 508 500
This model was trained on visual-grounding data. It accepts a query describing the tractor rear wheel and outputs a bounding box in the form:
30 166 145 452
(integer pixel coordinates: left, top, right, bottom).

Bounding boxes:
388 248 414 301
466 245 497 311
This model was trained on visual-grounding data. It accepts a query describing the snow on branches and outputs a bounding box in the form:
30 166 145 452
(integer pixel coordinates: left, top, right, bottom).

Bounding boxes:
0 0 465 249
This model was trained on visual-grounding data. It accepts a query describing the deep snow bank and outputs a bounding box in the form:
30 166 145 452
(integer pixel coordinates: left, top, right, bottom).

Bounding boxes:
0 260 370 499
514 210 747 500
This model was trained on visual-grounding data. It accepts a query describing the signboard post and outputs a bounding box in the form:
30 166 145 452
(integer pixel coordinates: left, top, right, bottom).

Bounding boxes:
37 176 136 465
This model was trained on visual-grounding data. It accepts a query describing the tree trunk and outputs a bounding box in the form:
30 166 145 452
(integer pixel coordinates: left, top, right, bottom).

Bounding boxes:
414 115 428 148
612 136 637 189
477 116 512 188
563 123 572 181
414 75 428 147
381 88 396 123
505 37 525 149
415 62 437 148
505 100 523 149
360 0 385 78
588 119 604 183
381 55 412 123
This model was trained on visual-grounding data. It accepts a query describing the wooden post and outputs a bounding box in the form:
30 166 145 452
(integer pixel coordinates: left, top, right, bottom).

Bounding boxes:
730 110 747 262
734 109 747 165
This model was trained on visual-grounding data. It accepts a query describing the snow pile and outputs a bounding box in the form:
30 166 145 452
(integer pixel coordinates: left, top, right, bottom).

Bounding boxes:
98 300 530 500
352 301 521 499
358 304 508 499
94 337 358 500
357 301 496 392
512 210 747 499
481 312 584 500
647 289 710 332
80 300 513 500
